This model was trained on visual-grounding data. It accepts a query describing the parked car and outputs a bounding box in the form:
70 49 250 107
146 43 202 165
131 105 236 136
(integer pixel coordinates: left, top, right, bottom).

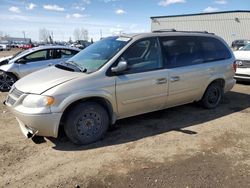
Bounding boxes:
5 31 236 145
231 39 250 50
234 44 250 81
0 41 11 51
71 40 91 49
22 43 34 50
0 45 3 51
0 46 80 91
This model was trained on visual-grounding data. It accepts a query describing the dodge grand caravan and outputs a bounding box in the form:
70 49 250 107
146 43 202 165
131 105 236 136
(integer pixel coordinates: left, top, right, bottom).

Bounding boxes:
5 31 236 145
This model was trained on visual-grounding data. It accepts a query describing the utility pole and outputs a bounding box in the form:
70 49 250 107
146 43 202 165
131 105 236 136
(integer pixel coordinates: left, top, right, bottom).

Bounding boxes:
22 31 26 42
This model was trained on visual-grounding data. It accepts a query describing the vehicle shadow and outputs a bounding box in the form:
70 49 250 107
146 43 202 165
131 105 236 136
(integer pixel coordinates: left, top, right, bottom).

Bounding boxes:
48 90 250 151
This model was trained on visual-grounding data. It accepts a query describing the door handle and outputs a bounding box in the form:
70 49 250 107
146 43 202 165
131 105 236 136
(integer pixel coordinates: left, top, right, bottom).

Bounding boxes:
170 76 180 82
156 78 167 84
48 63 53 66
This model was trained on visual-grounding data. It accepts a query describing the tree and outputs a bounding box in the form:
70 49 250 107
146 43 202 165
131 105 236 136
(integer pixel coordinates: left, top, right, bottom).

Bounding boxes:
73 28 89 41
39 28 53 43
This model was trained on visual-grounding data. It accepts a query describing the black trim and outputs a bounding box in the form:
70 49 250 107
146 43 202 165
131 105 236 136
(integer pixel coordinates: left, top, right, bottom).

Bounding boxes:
151 10 250 19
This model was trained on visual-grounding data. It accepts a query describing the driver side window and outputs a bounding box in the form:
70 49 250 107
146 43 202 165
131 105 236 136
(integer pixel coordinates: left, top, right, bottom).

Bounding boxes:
121 38 162 73
24 50 49 63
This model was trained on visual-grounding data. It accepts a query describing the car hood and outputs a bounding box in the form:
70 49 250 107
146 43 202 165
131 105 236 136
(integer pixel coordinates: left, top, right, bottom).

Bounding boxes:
15 66 83 94
0 55 12 65
233 51 250 61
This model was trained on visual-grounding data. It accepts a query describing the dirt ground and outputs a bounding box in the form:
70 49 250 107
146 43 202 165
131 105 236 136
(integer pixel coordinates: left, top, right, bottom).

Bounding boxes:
0 49 250 188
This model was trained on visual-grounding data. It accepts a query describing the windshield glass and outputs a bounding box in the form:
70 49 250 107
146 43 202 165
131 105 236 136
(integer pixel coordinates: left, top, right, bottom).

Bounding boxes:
240 44 250 51
12 50 27 59
67 36 131 73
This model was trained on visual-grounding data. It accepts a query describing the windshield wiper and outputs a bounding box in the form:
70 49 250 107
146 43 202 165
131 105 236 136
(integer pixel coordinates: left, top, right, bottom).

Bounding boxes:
67 61 87 73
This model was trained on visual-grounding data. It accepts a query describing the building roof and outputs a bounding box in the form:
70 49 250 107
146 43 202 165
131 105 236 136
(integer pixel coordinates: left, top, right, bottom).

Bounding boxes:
151 10 250 19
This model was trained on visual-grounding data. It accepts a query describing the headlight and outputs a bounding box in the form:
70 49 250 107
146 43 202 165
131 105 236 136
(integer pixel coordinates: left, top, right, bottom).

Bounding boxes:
235 60 243 66
22 94 55 108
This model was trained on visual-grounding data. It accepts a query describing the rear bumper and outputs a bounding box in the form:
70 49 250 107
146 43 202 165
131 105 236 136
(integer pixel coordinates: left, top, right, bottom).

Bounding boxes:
7 106 62 138
224 79 236 93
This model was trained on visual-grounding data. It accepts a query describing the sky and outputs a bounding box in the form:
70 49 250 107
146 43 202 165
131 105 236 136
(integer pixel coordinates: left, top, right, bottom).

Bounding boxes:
0 0 250 41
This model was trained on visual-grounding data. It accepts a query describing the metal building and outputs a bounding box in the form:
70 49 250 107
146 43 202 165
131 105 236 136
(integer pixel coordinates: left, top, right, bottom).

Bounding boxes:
151 10 250 45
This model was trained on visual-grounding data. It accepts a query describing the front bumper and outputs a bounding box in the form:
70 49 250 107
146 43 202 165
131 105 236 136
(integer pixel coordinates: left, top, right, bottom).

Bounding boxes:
234 68 250 81
7 106 62 138
234 74 250 81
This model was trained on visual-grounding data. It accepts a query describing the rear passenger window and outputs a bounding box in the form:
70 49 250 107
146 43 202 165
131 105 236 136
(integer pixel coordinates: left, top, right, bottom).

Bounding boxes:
200 37 231 62
160 36 203 68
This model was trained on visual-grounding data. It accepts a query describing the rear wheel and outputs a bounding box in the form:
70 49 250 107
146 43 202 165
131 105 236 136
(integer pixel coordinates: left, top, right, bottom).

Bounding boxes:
0 72 17 92
64 102 109 145
201 82 223 109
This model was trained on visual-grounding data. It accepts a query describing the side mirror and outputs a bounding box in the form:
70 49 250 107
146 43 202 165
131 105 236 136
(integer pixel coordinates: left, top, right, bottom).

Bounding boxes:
17 58 26 64
111 60 128 73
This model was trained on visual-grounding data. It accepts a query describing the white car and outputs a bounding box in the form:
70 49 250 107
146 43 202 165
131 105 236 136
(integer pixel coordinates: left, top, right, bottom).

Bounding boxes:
0 41 11 51
234 44 250 81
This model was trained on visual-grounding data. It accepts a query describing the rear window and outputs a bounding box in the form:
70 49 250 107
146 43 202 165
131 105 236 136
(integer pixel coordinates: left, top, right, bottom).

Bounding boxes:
160 36 231 68
200 37 231 62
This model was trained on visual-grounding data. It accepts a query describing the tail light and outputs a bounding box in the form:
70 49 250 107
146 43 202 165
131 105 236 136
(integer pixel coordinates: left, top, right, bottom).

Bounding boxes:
233 61 237 72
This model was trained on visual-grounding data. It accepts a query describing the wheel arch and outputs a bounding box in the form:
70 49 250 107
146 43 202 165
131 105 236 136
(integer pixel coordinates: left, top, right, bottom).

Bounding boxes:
58 96 116 137
0 69 19 80
202 78 225 99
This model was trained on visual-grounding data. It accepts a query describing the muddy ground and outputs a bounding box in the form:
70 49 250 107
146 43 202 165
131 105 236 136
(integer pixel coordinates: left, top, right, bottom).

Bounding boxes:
0 49 249 187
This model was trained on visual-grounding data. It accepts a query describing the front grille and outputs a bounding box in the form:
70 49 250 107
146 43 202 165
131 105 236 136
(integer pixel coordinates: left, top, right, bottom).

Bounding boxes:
238 60 250 68
6 96 16 105
10 88 24 98
235 73 250 77
5 87 24 106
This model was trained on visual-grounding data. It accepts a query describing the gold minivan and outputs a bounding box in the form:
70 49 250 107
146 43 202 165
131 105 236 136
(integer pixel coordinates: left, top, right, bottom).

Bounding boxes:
5 31 236 145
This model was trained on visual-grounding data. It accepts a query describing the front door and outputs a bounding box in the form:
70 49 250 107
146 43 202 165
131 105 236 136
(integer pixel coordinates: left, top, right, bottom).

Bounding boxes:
115 37 169 118
18 49 52 77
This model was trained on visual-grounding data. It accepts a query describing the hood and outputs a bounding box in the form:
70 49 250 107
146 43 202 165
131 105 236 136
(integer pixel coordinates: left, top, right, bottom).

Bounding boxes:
0 55 12 65
15 66 83 94
233 51 250 61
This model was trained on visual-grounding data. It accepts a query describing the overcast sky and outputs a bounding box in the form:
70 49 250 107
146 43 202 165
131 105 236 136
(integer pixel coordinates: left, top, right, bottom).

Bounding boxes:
0 0 249 41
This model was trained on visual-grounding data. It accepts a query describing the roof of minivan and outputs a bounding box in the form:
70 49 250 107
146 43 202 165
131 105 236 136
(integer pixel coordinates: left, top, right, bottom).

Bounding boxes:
121 31 216 39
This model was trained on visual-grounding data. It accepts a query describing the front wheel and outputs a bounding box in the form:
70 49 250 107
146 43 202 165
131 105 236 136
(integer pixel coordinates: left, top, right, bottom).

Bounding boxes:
64 102 109 145
201 82 223 109
0 72 17 92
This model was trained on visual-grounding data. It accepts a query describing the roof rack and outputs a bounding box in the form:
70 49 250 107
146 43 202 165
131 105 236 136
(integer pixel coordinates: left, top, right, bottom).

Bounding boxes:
153 29 176 33
152 29 214 35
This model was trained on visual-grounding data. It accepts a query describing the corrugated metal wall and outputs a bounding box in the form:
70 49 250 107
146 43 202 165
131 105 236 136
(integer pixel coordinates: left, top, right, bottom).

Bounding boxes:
151 12 250 45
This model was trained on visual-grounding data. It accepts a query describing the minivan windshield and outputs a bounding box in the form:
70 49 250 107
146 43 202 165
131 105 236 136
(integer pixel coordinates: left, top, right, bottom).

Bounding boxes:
67 36 131 73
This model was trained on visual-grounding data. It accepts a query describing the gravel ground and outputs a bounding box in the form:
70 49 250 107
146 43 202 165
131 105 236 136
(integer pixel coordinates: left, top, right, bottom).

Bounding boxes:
0 49 249 188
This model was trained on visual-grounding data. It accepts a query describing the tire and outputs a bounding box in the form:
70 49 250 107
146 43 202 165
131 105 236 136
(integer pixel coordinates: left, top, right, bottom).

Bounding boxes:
64 102 109 145
0 72 17 92
201 82 223 109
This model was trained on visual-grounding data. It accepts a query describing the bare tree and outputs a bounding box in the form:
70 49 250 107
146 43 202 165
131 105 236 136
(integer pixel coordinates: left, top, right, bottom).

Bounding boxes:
39 28 53 43
73 28 89 41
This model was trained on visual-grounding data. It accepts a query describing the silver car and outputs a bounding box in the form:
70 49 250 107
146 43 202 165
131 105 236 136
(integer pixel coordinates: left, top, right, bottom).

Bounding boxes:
0 46 80 91
5 31 236 145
